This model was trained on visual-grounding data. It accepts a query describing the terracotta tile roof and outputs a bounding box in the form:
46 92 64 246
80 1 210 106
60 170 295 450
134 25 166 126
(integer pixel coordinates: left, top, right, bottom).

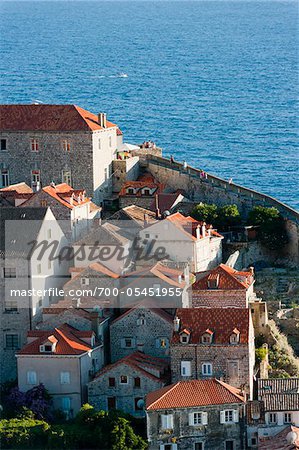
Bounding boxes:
149 192 184 213
42 183 90 209
64 262 119 288
116 127 123 136
193 264 254 290
172 308 250 344
18 323 94 355
92 351 169 383
124 262 186 288
146 379 245 410
0 104 117 132
0 182 33 194
74 222 129 246
111 305 173 325
119 173 164 197
109 205 157 226
165 212 222 240
259 425 299 450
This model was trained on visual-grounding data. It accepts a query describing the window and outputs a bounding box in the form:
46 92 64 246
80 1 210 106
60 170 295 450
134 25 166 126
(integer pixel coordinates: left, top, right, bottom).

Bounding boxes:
161 414 173 430
134 377 141 388
62 140 71 151
5 333 19 349
27 371 37 385
134 397 144 411
31 138 39 152
181 361 191 377
225 441 235 450
41 200 47 207
41 344 52 353
37 264 42 274
269 412 277 424
201 333 212 344
220 409 239 424
121 338 135 348
31 170 40 185
47 229 52 239
251 437 257 447
230 333 240 344
195 444 204 450
109 377 115 387
120 375 128 384
107 397 116 410
4 300 18 313
81 277 89 286
3 267 16 278
189 411 208 426
48 260 52 270
143 189 150 196
137 315 146 326
202 362 212 376
153 283 161 293
37 297 43 308
1 169 9 187
1 139 7 150
180 333 190 344
284 412 292 423
60 371 70 384
156 337 169 348
127 188 134 195
109 136 112 147
62 170 72 185
227 361 239 379
62 397 71 411
98 139 101 150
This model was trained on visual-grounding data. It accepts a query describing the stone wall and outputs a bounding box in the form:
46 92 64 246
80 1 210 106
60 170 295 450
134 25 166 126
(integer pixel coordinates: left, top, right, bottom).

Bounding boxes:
112 157 140 193
110 308 173 362
88 361 165 417
192 290 247 308
147 403 246 450
170 344 252 394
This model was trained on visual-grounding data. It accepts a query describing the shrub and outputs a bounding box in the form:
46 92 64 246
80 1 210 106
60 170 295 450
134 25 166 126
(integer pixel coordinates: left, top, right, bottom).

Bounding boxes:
191 203 218 224
247 206 288 250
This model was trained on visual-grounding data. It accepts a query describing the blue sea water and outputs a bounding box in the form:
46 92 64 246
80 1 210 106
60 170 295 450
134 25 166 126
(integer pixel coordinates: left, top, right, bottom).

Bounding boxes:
0 0 298 209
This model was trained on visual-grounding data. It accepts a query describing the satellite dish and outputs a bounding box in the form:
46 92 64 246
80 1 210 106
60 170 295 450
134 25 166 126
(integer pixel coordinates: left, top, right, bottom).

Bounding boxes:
286 431 298 444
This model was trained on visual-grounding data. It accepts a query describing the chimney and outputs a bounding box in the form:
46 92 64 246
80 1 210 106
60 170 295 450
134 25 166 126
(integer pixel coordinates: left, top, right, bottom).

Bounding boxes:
144 213 149 227
201 222 206 237
196 225 201 239
178 274 182 283
155 194 160 219
98 113 107 128
249 266 254 275
137 342 144 352
173 316 180 332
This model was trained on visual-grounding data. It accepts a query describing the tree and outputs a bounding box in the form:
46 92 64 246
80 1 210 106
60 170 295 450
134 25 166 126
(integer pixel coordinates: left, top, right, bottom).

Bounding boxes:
247 206 288 250
216 204 241 230
191 203 218 225
5 384 52 420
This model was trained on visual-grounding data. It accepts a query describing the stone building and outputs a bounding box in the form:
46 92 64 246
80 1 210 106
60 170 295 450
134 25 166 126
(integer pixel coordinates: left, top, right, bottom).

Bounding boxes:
17 323 103 416
192 264 255 308
0 104 121 203
118 173 165 210
170 308 255 399
0 207 69 382
88 351 169 417
110 306 174 362
139 212 223 273
146 378 246 450
20 182 100 240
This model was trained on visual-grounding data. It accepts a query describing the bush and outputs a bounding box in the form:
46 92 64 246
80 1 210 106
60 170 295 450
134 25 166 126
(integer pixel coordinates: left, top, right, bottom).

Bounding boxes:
0 415 50 449
247 206 288 250
216 204 242 230
191 203 218 224
255 347 268 363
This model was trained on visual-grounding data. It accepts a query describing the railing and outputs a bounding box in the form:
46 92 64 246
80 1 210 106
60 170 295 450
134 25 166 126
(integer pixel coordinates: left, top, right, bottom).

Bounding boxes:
146 155 299 223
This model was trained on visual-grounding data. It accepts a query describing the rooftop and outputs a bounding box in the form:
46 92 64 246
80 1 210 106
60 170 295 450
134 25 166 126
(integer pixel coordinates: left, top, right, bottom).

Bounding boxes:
193 263 254 290
0 104 117 132
146 378 245 410
258 378 299 411
259 425 299 450
172 308 251 344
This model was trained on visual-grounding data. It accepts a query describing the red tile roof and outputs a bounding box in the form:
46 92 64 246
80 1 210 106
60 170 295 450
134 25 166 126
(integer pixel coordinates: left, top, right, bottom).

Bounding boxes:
193 264 254 290
116 127 123 136
18 323 94 355
124 262 186 288
0 182 33 194
149 192 183 213
172 308 250 344
166 212 222 240
119 173 164 197
146 378 245 410
112 305 173 325
0 104 117 132
92 351 169 382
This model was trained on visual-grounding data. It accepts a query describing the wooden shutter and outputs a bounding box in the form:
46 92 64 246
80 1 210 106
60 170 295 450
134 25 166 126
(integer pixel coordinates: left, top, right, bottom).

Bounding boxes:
233 409 239 423
220 410 225 424
188 412 194 426
202 412 208 425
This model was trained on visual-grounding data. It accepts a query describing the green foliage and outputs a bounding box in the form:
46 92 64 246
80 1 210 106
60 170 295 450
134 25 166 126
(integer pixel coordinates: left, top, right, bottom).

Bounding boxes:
0 405 148 449
191 203 218 224
247 206 288 250
191 202 242 230
255 347 267 363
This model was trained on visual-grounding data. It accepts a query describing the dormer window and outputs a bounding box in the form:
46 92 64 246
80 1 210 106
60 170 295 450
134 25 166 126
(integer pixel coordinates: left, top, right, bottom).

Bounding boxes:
127 188 135 195
207 274 219 289
142 188 151 196
230 329 240 344
201 329 213 344
40 344 53 353
179 329 190 344
81 277 89 286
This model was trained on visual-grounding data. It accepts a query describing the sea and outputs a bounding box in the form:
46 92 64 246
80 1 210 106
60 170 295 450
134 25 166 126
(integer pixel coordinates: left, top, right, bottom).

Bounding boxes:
0 0 298 209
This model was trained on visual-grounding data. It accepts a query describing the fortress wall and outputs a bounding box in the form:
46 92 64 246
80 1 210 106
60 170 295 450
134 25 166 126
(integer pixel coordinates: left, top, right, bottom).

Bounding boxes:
145 155 299 266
